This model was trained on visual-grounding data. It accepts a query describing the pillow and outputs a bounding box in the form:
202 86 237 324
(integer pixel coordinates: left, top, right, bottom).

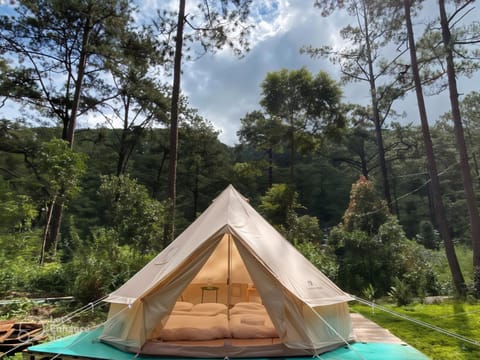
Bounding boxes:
173 301 194 312
191 303 228 315
230 308 267 316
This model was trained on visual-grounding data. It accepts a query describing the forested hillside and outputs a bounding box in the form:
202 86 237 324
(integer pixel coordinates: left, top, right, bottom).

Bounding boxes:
1 0 480 305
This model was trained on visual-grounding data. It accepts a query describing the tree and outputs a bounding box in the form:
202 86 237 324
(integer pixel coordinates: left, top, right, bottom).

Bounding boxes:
402 0 466 296
102 30 169 176
307 0 408 211
327 114 378 179
438 0 480 296
0 0 135 255
342 176 389 234
259 183 301 236
36 139 87 264
0 0 133 145
98 174 166 253
260 68 345 182
457 92 480 182
0 177 37 233
329 176 435 297
0 58 41 106
156 0 252 245
177 113 231 220
237 111 285 187
258 183 322 245
416 220 440 250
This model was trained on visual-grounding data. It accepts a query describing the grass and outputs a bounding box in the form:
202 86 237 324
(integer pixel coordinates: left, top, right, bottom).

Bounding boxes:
351 302 480 360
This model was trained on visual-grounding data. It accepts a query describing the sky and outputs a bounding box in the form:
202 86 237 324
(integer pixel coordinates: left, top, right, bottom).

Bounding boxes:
178 0 353 145
152 0 479 146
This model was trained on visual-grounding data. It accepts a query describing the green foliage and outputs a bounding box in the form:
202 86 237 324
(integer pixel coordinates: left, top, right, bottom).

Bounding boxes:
233 162 264 180
98 174 166 253
293 215 323 244
36 139 88 200
0 229 69 296
238 111 285 154
0 178 37 232
259 183 301 233
68 227 153 304
330 177 438 298
416 220 440 250
388 277 413 306
295 241 338 281
29 262 66 296
0 298 35 320
259 67 345 179
259 184 323 247
362 283 376 301
0 230 44 295
342 176 389 234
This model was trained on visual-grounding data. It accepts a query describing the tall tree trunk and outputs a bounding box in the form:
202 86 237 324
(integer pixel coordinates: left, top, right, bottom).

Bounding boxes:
117 139 129 176
405 0 466 295
40 196 56 264
267 147 273 188
66 18 90 148
193 162 199 219
153 148 168 199
288 126 295 182
117 97 131 176
361 3 393 212
43 20 90 258
464 122 480 182
164 0 186 247
439 0 480 296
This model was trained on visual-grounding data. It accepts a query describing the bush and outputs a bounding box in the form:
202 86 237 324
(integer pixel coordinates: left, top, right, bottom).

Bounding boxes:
0 298 36 319
388 277 413 306
29 262 67 296
296 241 338 281
68 227 153 304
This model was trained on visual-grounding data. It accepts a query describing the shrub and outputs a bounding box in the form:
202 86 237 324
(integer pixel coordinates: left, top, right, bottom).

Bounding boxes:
388 277 413 306
296 241 338 281
29 262 67 296
68 228 153 304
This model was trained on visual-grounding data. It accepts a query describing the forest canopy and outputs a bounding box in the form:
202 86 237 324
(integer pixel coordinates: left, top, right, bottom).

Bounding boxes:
1 0 480 304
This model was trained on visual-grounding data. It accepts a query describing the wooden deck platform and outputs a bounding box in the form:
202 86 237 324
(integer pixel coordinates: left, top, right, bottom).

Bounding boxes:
350 312 405 344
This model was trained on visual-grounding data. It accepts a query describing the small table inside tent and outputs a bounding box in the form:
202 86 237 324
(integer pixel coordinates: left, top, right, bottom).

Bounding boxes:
200 286 219 303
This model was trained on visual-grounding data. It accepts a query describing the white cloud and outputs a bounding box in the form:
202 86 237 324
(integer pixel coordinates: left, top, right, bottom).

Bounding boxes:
181 0 349 145
179 0 480 144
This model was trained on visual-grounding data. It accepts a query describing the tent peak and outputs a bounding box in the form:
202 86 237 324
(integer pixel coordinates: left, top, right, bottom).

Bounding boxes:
213 185 249 204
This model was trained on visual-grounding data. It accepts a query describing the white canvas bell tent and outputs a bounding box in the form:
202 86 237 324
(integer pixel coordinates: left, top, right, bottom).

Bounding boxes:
99 185 354 357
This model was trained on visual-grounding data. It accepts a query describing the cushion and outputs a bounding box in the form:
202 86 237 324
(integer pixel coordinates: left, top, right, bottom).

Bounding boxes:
230 307 267 316
173 301 194 312
232 302 265 311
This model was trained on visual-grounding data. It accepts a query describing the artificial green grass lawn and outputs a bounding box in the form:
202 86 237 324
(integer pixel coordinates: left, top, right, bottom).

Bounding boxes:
351 302 480 360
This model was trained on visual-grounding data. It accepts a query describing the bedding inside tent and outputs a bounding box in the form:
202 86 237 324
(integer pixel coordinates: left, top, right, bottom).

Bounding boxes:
100 185 354 357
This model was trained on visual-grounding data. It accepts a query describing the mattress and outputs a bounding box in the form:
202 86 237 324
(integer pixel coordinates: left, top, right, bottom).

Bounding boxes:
158 313 231 341
157 302 278 341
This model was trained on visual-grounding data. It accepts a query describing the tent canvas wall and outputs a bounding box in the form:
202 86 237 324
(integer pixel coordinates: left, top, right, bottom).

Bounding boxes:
100 185 354 357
